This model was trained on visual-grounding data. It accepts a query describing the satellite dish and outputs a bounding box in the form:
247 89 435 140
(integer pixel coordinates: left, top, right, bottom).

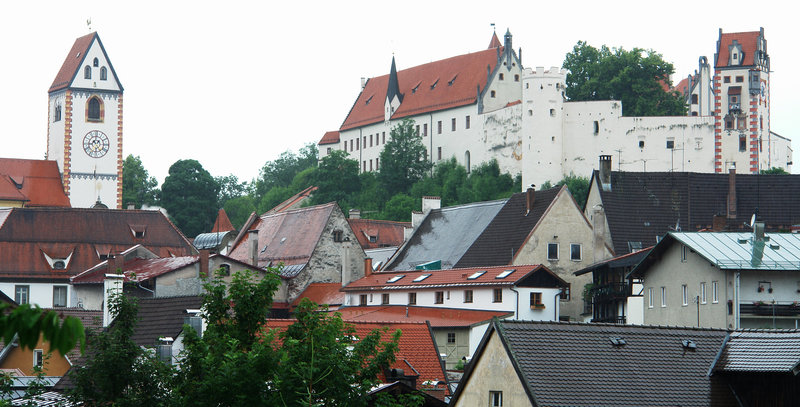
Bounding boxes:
750 214 756 228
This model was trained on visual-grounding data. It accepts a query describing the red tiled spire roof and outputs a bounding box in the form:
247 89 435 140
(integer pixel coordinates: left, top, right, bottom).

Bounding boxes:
340 47 502 131
488 32 502 49
715 30 761 68
211 208 235 232
49 32 96 92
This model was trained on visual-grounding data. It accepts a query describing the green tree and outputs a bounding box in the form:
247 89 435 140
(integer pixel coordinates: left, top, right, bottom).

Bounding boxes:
0 303 84 357
255 143 318 198
223 195 257 230
215 174 250 209
66 294 173 407
378 193 417 222
540 173 590 210
563 41 686 116
378 119 433 197
160 159 220 238
761 167 789 175
121 154 159 209
312 150 361 206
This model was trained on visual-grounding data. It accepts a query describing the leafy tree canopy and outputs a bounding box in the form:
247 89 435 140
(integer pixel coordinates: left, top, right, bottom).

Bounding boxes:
563 41 687 116
160 159 220 238
761 167 789 175
0 303 84 356
378 119 433 197
255 143 318 198
312 150 361 206
122 154 159 209
540 173 591 210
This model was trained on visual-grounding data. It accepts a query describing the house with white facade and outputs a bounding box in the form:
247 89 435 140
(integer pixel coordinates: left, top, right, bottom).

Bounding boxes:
320 28 791 190
630 230 800 329
340 264 568 367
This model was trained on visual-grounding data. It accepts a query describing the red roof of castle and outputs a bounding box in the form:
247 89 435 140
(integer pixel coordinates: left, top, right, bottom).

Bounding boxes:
348 218 409 250
318 131 340 145
0 159 70 207
488 32 502 49
339 47 503 131
716 30 761 68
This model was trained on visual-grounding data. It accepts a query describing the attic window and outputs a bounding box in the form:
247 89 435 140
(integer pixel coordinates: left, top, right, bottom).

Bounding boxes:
93 58 99 67
627 241 643 252
430 79 439 90
53 260 66 270
130 225 147 239
386 275 405 283
413 274 431 282
332 230 343 242
219 264 231 276
609 337 626 346
84 65 91 79
369 236 377 243
412 81 421 94
682 339 697 350
448 74 457 86
496 269 515 279
100 66 107 80
467 271 487 280
365 95 373 105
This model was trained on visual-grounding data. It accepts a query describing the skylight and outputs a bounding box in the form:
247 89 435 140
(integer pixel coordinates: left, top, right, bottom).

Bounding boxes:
467 271 487 280
496 269 515 279
386 275 405 283
413 274 431 282
609 337 626 346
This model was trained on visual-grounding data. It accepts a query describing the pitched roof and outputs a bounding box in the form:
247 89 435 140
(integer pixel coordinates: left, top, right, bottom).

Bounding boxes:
71 255 199 284
456 187 563 268
318 131 340 145
385 200 507 270
265 319 447 392
334 305 512 328
716 30 762 68
574 247 651 276
348 218 409 250
228 202 336 271
265 186 318 214
592 171 800 255
488 32 502 49
454 320 736 406
130 295 204 347
291 283 344 308
712 331 800 374
49 32 123 93
0 159 70 207
211 208 235 233
340 47 503 131
344 264 566 292
0 207 194 281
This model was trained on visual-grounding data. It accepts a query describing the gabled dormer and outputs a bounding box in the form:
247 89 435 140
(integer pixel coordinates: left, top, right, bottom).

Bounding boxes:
728 40 744 67
385 56 403 121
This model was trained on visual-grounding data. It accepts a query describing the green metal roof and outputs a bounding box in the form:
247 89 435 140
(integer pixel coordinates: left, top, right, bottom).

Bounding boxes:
670 232 800 271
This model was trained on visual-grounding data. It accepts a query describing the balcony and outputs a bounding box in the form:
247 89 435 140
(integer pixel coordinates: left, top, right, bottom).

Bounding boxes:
740 302 800 317
729 103 741 114
589 282 629 300
592 316 627 324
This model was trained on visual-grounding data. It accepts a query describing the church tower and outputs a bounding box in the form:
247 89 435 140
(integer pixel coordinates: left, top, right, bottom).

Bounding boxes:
713 28 770 173
47 32 123 208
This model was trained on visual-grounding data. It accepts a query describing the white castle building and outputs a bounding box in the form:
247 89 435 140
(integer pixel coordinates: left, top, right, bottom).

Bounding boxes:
319 28 791 188
47 32 124 209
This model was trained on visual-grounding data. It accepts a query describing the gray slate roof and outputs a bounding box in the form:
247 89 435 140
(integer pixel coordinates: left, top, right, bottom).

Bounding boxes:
593 171 800 255
386 199 506 270
131 295 203 347
486 320 736 406
713 331 800 374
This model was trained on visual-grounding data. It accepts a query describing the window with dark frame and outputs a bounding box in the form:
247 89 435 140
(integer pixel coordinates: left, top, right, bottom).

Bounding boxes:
437 147 442 160
667 140 675 149
437 121 442 134
435 291 444 304
465 116 470 129
464 290 473 303
408 292 416 305
493 288 502 303
490 391 503 406
547 243 558 260
88 97 102 121
84 65 91 79
422 124 427 137
570 243 582 261
447 332 456 344
100 66 107 80
34 349 44 368
724 76 731 83
382 293 389 305
451 118 456 131
530 292 542 307
93 58 99 67
359 294 367 306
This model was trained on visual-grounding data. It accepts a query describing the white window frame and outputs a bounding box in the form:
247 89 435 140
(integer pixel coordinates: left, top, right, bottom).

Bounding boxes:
682 284 688 306
570 243 582 261
712 281 719 303
15 285 29 305
33 349 44 368
661 287 667 308
547 243 559 260
647 287 653 308
53 285 68 308
490 391 503 406
700 282 707 304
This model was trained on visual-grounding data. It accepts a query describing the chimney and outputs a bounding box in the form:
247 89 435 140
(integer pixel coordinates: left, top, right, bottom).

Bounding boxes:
107 253 125 275
422 196 441 214
360 77 366 90
102 273 124 327
411 211 425 229
126 203 135 210
364 257 373 277
727 163 737 219
592 206 607 262
712 214 727 232
199 249 210 278
754 221 766 241
349 209 361 219
248 229 259 267
599 155 612 191
525 185 535 215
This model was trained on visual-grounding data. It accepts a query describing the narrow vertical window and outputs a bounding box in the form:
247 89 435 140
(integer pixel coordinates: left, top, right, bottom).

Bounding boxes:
93 57 99 67
437 147 442 160
490 391 503 406
700 282 707 304
422 124 427 137
493 288 502 303
408 292 416 305
437 121 442 134
34 350 44 368
370 134 373 147
648 287 653 308
465 151 471 173
712 281 719 303
359 294 367 306
100 66 107 80
375 158 379 170
84 65 91 79
382 132 386 144
87 96 102 121
661 287 667 307
682 284 688 306
681 245 687 262
465 115 470 129
451 118 456 131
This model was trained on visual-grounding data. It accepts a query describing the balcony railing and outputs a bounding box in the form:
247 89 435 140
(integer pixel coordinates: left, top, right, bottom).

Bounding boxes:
590 282 629 300
740 302 800 317
592 316 627 324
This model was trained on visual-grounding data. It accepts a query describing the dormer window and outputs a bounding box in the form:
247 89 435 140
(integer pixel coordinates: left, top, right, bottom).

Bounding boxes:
84 65 91 79
53 260 66 270
130 224 147 239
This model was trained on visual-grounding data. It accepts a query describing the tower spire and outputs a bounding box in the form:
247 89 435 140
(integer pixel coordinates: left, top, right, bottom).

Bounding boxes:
387 55 402 104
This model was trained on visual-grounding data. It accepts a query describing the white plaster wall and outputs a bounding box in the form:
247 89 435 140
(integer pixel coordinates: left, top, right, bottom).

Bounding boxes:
481 53 523 113
0 282 70 308
347 286 516 313
513 287 561 321
73 284 103 310
47 92 67 167
69 40 121 92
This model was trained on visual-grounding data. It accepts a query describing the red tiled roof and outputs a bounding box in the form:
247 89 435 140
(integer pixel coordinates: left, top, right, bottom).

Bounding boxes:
0 158 70 207
291 283 344 308
716 30 761 68
505 100 521 107
488 32 502 49
318 131 340 145
211 208 235 233
266 186 318 214
229 202 335 268
264 319 448 391
343 264 564 291
675 77 690 95
0 207 194 281
49 32 96 92
348 218 409 250
71 255 199 284
335 305 512 328
340 47 503 131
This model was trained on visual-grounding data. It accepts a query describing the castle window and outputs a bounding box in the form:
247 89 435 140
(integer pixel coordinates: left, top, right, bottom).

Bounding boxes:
736 76 744 83
465 116 470 129
54 104 62 122
490 90 496 98
437 121 442 134
382 132 386 143
666 139 675 149
370 134 373 147
375 158 379 169
416 125 420 136
451 118 456 131
739 135 746 152
87 96 103 122
93 57 99 67
550 108 555 117
100 66 107 80
638 140 645 149
724 76 731 83
84 65 91 79
593 121 599 135
691 94 698 104
465 151 471 173
514 74 520 82
691 112 698 116
437 147 442 160
499 73 504 80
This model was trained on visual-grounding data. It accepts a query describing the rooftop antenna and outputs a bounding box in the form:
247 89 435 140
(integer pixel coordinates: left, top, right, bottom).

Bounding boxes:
491 23 496 32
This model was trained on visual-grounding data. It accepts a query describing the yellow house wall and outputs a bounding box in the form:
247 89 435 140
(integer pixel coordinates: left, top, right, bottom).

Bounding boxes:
0 335 71 376
453 332 532 406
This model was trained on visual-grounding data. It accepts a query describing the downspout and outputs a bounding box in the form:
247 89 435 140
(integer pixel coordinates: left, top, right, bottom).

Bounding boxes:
509 286 519 319
734 271 741 329
429 113 434 176
554 289 562 321
359 128 363 173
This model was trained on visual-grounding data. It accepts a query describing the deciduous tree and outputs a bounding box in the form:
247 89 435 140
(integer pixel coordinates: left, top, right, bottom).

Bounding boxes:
121 154 159 209
160 159 220 238
378 119 433 197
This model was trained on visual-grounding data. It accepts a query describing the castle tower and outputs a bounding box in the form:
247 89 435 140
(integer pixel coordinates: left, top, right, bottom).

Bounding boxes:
713 28 770 174
47 32 123 208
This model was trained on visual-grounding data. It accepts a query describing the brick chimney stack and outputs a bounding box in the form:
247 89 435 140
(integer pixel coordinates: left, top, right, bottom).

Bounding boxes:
727 164 737 219
525 185 536 215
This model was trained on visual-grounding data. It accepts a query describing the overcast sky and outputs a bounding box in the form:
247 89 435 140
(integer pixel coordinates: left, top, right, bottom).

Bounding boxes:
1 1 795 184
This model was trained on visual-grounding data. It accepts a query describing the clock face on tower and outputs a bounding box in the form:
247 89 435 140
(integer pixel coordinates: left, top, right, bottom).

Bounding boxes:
83 130 110 158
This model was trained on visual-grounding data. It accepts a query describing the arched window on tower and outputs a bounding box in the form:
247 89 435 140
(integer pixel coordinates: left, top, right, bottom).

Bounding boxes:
100 67 107 80
87 96 103 122
84 65 91 79
54 103 62 122
93 57 99 67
